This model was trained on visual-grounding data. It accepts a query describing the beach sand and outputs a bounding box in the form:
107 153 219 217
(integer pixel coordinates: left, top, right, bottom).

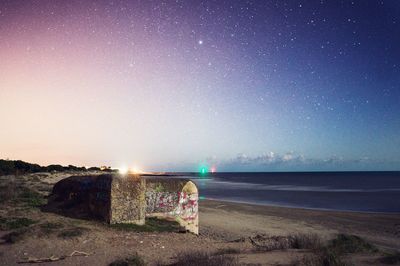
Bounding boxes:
0 172 399 265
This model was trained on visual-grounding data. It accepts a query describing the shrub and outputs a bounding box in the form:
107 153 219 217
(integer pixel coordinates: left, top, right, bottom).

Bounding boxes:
0 159 98 175
0 160 15 175
0 159 43 175
291 233 378 266
250 234 293 251
250 233 323 251
109 254 145 266
110 218 182 233
214 247 241 256
57 227 85 239
291 233 323 250
0 217 36 230
1 183 46 207
292 247 347 266
39 222 64 234
170 251 239 266
0 182 17 202
45 164 65 172
1 228 29 244
380 252 400 264
328 234 378 254
18 188 46 207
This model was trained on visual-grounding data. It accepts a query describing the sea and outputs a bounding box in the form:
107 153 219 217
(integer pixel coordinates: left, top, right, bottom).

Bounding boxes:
175 172 400 213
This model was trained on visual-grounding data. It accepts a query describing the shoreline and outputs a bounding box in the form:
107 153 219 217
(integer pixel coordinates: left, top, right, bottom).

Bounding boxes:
201 198 400 220
202 197 400 215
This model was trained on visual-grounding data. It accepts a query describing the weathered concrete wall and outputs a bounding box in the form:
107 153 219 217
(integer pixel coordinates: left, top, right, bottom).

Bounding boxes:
146 178 199 234
110 175 146 225
48 174 113 221
88 175 112 221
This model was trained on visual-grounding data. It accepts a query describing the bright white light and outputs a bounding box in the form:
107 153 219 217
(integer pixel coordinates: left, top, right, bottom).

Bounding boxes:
118 166 128 175
198 40 203 45
130 166 142 174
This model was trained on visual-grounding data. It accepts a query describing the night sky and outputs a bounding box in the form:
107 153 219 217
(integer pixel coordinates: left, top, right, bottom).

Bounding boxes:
0 0 399 171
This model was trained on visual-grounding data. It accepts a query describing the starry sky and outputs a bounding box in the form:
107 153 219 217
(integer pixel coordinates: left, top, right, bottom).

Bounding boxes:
0 0 399 171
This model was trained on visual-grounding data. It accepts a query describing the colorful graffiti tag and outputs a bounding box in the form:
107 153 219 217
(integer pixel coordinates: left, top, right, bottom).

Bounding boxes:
145 190 198 233
173 192 198 222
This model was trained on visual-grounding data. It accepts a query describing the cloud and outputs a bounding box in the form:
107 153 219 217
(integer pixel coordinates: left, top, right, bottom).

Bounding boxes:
226 151 305 165
203 152 396 171
153 152 399 172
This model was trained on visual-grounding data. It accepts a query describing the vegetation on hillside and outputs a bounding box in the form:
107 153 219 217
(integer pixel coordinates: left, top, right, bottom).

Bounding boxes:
0 159 114 175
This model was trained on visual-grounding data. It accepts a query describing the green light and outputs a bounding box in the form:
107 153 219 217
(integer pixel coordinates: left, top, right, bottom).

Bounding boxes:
199 166 208 175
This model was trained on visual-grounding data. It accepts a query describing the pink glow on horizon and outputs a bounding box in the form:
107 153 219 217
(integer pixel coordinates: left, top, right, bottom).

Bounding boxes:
0 1 247 169
211 166 216 173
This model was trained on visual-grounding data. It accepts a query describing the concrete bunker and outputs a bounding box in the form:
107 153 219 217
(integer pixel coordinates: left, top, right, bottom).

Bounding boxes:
47 174 198 234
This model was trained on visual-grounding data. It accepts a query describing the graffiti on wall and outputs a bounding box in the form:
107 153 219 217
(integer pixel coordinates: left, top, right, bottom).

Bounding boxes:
146 192 179 213
173 192 198 222
145 191 198 223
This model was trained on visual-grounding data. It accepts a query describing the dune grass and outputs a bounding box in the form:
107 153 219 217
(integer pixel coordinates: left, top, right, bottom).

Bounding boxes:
0 177 46 208
1 228 29 244
0 217 37 230
109 253 145 266
379 252 400 264
293 248 347 266
251 233 324 251
327 234 378 254
110 217 182 233
39 222 64 234
57 227 86 239
213 247 241 256
291 233 379 266
291 233 323 250
169 251 239 266
17 187 46 207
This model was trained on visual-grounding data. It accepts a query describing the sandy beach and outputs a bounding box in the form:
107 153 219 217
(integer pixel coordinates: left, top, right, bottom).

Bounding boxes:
201 200 400 249
0 172 399 265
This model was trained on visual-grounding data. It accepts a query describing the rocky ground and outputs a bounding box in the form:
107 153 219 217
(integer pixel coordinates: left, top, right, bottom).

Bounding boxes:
0 172 399 265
